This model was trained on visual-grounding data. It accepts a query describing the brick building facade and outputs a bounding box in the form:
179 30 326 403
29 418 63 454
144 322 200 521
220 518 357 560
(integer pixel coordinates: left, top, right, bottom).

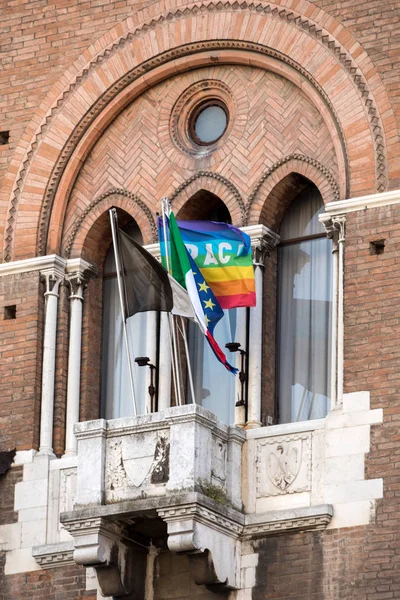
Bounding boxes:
1 1 400 598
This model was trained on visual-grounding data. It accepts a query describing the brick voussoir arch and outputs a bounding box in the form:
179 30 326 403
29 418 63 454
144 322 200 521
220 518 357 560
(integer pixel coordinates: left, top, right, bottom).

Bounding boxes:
3 0 397 261
169 172 246 226
247 155 340 226
64 189 157 259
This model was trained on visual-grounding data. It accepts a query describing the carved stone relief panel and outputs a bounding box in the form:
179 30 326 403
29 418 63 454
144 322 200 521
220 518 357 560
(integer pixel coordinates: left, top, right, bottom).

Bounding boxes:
211 437 227 488
256 433 311 497
60 467 77 514
105 430 170 503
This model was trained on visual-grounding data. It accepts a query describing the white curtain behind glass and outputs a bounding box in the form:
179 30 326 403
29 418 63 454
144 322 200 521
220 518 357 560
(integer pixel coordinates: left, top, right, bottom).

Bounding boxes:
277 187 332 423
100 225 153 419
188 309 237 424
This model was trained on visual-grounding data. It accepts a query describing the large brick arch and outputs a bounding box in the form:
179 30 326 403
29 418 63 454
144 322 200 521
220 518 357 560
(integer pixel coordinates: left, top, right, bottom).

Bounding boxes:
2 0 398 261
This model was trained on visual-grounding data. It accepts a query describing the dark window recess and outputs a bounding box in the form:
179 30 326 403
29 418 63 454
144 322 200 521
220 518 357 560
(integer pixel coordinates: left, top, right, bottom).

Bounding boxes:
0 131 10 145
4 305 16 320
370 239 386 255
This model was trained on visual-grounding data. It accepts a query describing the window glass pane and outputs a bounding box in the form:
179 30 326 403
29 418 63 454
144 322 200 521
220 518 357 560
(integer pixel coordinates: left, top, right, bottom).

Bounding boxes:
277 237 332 423
194 105 227 144
277 186 332 424
188 309 237 424
280 186 326 240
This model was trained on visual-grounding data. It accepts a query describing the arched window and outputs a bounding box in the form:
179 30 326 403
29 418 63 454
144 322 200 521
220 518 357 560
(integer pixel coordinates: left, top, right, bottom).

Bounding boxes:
183 191 237 425
277 183 332 423
100 219 157 419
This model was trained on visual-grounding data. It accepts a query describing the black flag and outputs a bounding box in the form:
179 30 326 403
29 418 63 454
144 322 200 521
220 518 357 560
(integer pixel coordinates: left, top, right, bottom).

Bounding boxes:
118 229 173 318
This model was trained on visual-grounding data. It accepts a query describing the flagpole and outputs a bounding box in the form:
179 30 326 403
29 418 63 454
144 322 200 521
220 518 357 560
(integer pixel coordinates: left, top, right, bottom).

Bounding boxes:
109 208 138 417
179 317 196 404
161 198 183 406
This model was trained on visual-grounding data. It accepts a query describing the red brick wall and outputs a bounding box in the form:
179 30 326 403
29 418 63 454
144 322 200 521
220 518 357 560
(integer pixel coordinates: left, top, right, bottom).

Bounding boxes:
0 559 94 600
0 272 43 451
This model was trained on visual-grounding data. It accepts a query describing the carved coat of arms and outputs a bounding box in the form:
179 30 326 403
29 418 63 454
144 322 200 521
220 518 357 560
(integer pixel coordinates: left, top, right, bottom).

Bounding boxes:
106 432 170 493
266 441 302 491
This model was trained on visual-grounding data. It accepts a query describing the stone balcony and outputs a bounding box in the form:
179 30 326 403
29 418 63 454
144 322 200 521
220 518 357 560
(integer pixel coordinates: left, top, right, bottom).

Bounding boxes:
61 405 246 596
51 392 382 598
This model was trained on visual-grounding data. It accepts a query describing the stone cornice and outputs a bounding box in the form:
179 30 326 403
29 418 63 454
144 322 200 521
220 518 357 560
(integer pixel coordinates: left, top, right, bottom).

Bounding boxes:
0 254 66 277
243 505 333 539
65 257 97 278
324 189 400 216
0 255 96 279
32 542 75 569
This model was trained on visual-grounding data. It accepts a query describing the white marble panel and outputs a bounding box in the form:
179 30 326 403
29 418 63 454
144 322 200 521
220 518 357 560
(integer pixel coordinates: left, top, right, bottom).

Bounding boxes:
14 478 48 511
343 391 370 413
324 479 383 504
325 425 370 457
327 499 375 529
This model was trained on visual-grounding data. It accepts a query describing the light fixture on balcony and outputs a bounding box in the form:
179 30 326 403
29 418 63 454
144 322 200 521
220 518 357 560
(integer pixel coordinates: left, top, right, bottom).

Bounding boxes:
225 342 247 408
134 356 157 412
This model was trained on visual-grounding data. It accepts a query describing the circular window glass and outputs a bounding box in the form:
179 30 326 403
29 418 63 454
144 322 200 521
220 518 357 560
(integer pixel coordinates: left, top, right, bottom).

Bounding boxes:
191 102 228 145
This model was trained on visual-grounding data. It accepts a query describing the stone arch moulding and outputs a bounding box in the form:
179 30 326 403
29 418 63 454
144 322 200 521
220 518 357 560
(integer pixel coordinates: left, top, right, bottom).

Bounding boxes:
40 46 350 259
3 0 397 262
246 154 340 226
169 172 246 226
63 189 157 259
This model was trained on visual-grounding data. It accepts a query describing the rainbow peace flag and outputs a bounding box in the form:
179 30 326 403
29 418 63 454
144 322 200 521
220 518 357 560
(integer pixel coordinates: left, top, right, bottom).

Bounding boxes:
175 220 255 309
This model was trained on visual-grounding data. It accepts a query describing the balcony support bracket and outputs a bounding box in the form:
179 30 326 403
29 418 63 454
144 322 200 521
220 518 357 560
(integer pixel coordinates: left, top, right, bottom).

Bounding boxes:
158 500 243 592
62 516 146 599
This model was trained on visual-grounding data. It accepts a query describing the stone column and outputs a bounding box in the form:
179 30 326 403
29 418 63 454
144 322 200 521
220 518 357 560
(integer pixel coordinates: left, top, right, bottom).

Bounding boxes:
38 268 64 456
63 258 94 456
320 214 346 409
64 274 86 457
246 227 280 428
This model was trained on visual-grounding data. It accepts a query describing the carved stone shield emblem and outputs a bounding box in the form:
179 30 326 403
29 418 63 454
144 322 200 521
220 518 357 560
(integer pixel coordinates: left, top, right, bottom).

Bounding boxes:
122 432 157 487
266 439 302 492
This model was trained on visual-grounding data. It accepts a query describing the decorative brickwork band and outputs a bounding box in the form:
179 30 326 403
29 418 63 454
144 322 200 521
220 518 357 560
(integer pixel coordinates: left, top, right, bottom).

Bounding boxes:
3 1 391 261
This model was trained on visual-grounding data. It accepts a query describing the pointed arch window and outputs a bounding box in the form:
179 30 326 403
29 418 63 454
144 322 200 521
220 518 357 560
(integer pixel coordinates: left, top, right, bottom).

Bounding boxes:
277 184 332 423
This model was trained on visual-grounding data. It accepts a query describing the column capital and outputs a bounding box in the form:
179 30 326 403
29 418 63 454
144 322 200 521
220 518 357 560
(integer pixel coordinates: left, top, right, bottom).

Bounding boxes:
40 268 64 298
319 213 346 247
246 224 280 265
65 258 97 299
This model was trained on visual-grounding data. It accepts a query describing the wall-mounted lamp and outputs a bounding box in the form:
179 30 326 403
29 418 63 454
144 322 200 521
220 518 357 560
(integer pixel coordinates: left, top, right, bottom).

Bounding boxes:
134 356 157 412
225 342 247 407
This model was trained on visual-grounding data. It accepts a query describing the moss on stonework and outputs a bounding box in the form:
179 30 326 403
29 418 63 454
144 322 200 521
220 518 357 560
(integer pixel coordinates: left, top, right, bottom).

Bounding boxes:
197 478 230 506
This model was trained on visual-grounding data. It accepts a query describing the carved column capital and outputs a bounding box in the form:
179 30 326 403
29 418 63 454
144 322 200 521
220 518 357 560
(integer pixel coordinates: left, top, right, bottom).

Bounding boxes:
65 273 86 300
65 257 96 297
247 225 280 266
319 213 346 248
40 269 64 298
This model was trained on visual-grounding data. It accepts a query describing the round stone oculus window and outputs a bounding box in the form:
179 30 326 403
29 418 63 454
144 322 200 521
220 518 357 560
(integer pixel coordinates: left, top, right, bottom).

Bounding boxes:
189 100 229 146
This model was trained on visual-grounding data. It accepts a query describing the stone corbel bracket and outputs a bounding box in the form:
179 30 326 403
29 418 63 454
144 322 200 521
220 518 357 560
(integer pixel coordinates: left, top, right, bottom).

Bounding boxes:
157 501 244 592
62 516 147 598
